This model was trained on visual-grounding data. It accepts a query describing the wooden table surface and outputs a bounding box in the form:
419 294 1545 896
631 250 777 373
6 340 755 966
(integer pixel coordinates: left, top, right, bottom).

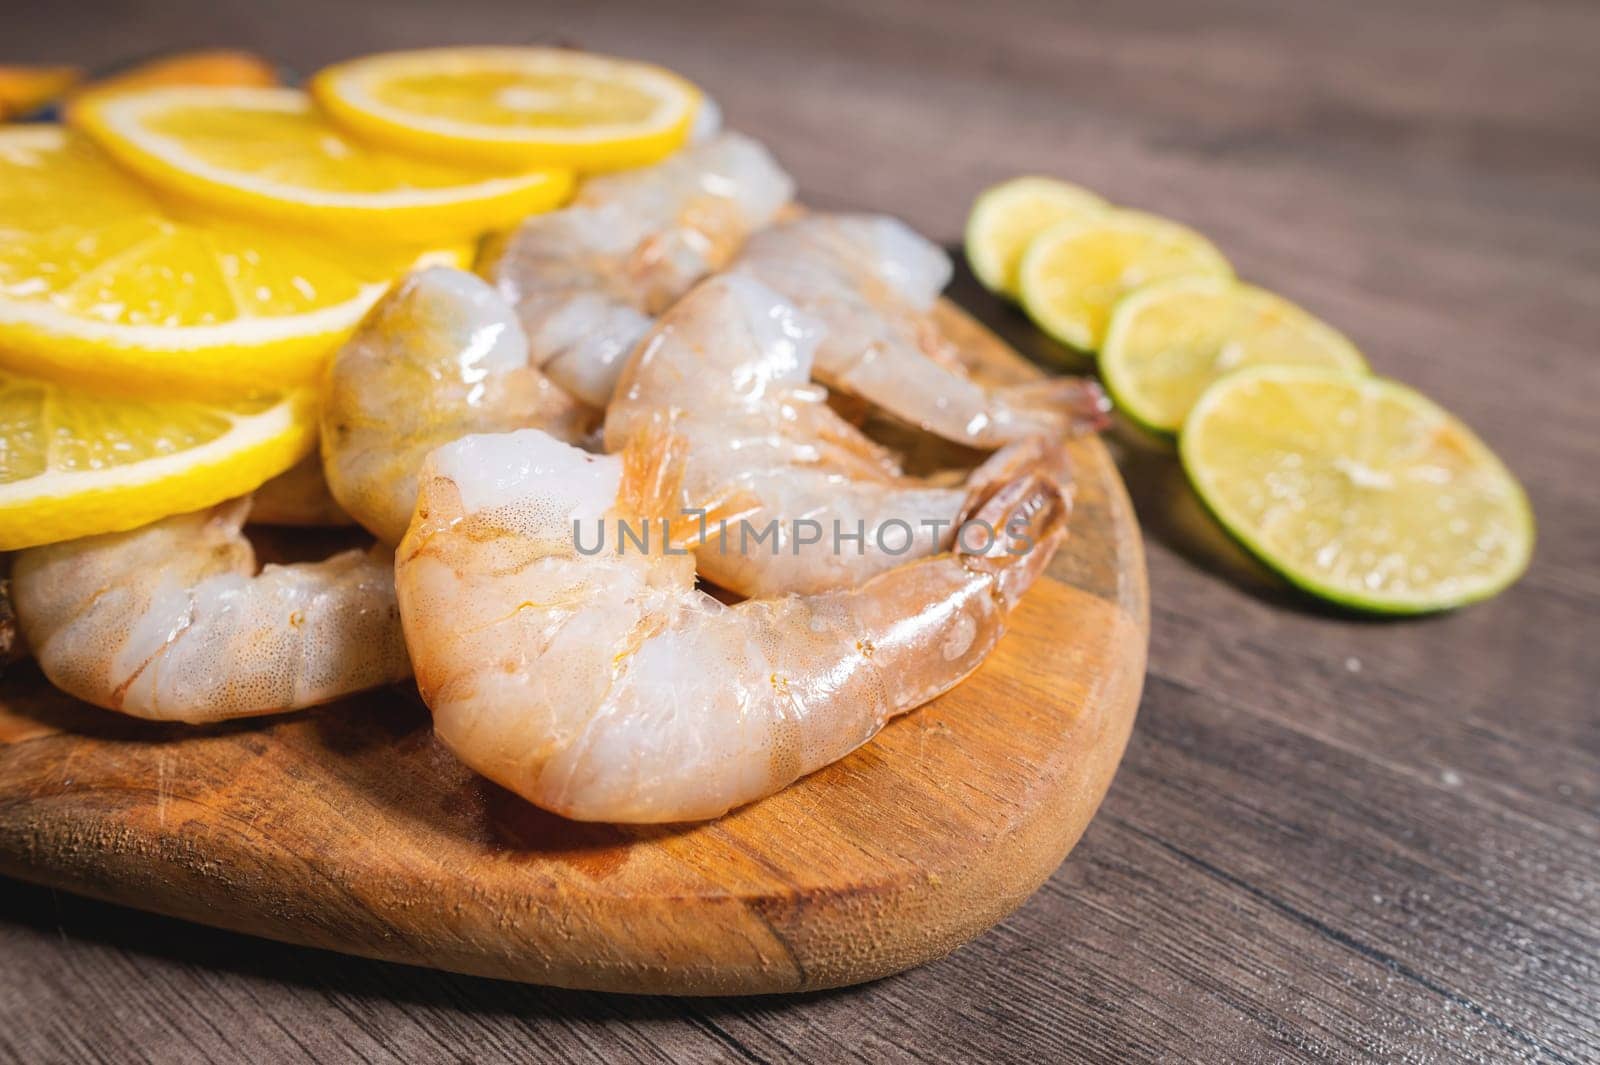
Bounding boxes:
2 0 1596 1061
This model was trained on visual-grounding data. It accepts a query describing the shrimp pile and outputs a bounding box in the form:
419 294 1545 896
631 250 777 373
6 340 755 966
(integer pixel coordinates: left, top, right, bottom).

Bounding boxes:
606 273 1068 596
7 124 1104 823
395 428 1067 822
482 132 794 406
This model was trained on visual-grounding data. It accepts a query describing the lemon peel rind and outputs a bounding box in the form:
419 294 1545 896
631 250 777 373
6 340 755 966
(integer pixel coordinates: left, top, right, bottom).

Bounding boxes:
76 87 574 233
309 47 700 169
0 390 317 550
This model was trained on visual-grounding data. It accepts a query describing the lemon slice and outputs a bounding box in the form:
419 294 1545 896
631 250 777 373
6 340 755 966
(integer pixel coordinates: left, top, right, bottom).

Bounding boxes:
0 126 465 398
1102 276 1367 435
0 64 81 120
1019 210 1231 354
74 86 573 243
1181 365 1533 613
0 368 315 550
965 176 1107 296
311 47 701 171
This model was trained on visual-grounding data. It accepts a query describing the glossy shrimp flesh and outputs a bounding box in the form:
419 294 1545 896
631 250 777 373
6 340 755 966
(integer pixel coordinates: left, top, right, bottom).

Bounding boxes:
394 426 1067 822
481 132 794 407
10 499 409 722
606 273 1070 596
734 213 1109 448
322 266 594 546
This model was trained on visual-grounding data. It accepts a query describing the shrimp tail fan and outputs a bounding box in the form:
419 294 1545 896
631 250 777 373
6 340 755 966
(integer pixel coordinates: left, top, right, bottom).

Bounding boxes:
997 376 1113 437
961 435 1074 517
957 441 1072 608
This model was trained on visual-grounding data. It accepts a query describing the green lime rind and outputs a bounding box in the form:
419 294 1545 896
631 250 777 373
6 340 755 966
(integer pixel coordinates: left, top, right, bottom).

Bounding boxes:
963 176 1108 297
1102 276 1368 438
1178 365 1535 615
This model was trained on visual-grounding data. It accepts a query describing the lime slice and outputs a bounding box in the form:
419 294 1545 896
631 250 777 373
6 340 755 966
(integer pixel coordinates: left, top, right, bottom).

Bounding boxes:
964 176 1107 296
1103 276 1367 435
1181 365 1533 613
1019 210 1231 354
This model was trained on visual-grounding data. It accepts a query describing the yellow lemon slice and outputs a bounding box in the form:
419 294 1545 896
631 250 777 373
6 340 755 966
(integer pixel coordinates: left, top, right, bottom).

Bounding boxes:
0 368 315 550
1102 275 1367 435
0 126 464 398
965 176 1107 296
1019 210 1231 354
1181 365 1534 613
311 47 702 171
74 86 573 243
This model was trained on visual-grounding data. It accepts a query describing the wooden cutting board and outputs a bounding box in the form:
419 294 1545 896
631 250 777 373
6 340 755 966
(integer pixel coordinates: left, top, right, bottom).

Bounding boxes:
0 303 1147 995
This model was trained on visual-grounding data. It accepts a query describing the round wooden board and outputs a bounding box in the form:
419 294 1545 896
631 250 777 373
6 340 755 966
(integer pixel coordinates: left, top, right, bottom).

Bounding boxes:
0 302 1147 995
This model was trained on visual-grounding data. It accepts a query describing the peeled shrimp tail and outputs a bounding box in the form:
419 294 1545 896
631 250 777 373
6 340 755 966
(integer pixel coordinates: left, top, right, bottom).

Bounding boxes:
737 213 1108 449
992 376 1113 440
616 417 693 521
772 458 1068 720
11 499 409 723
954 456 1070 609
820 343 1110 449
959 435 1075 522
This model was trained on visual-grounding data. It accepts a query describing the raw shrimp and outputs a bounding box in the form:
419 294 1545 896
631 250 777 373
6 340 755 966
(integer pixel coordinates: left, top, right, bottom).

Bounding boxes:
734 213 1109 448
394 426 1067 823
606 274 1069 596
10 498 408 723
322 266 594 546
480 132 793 406
249 451 354 527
